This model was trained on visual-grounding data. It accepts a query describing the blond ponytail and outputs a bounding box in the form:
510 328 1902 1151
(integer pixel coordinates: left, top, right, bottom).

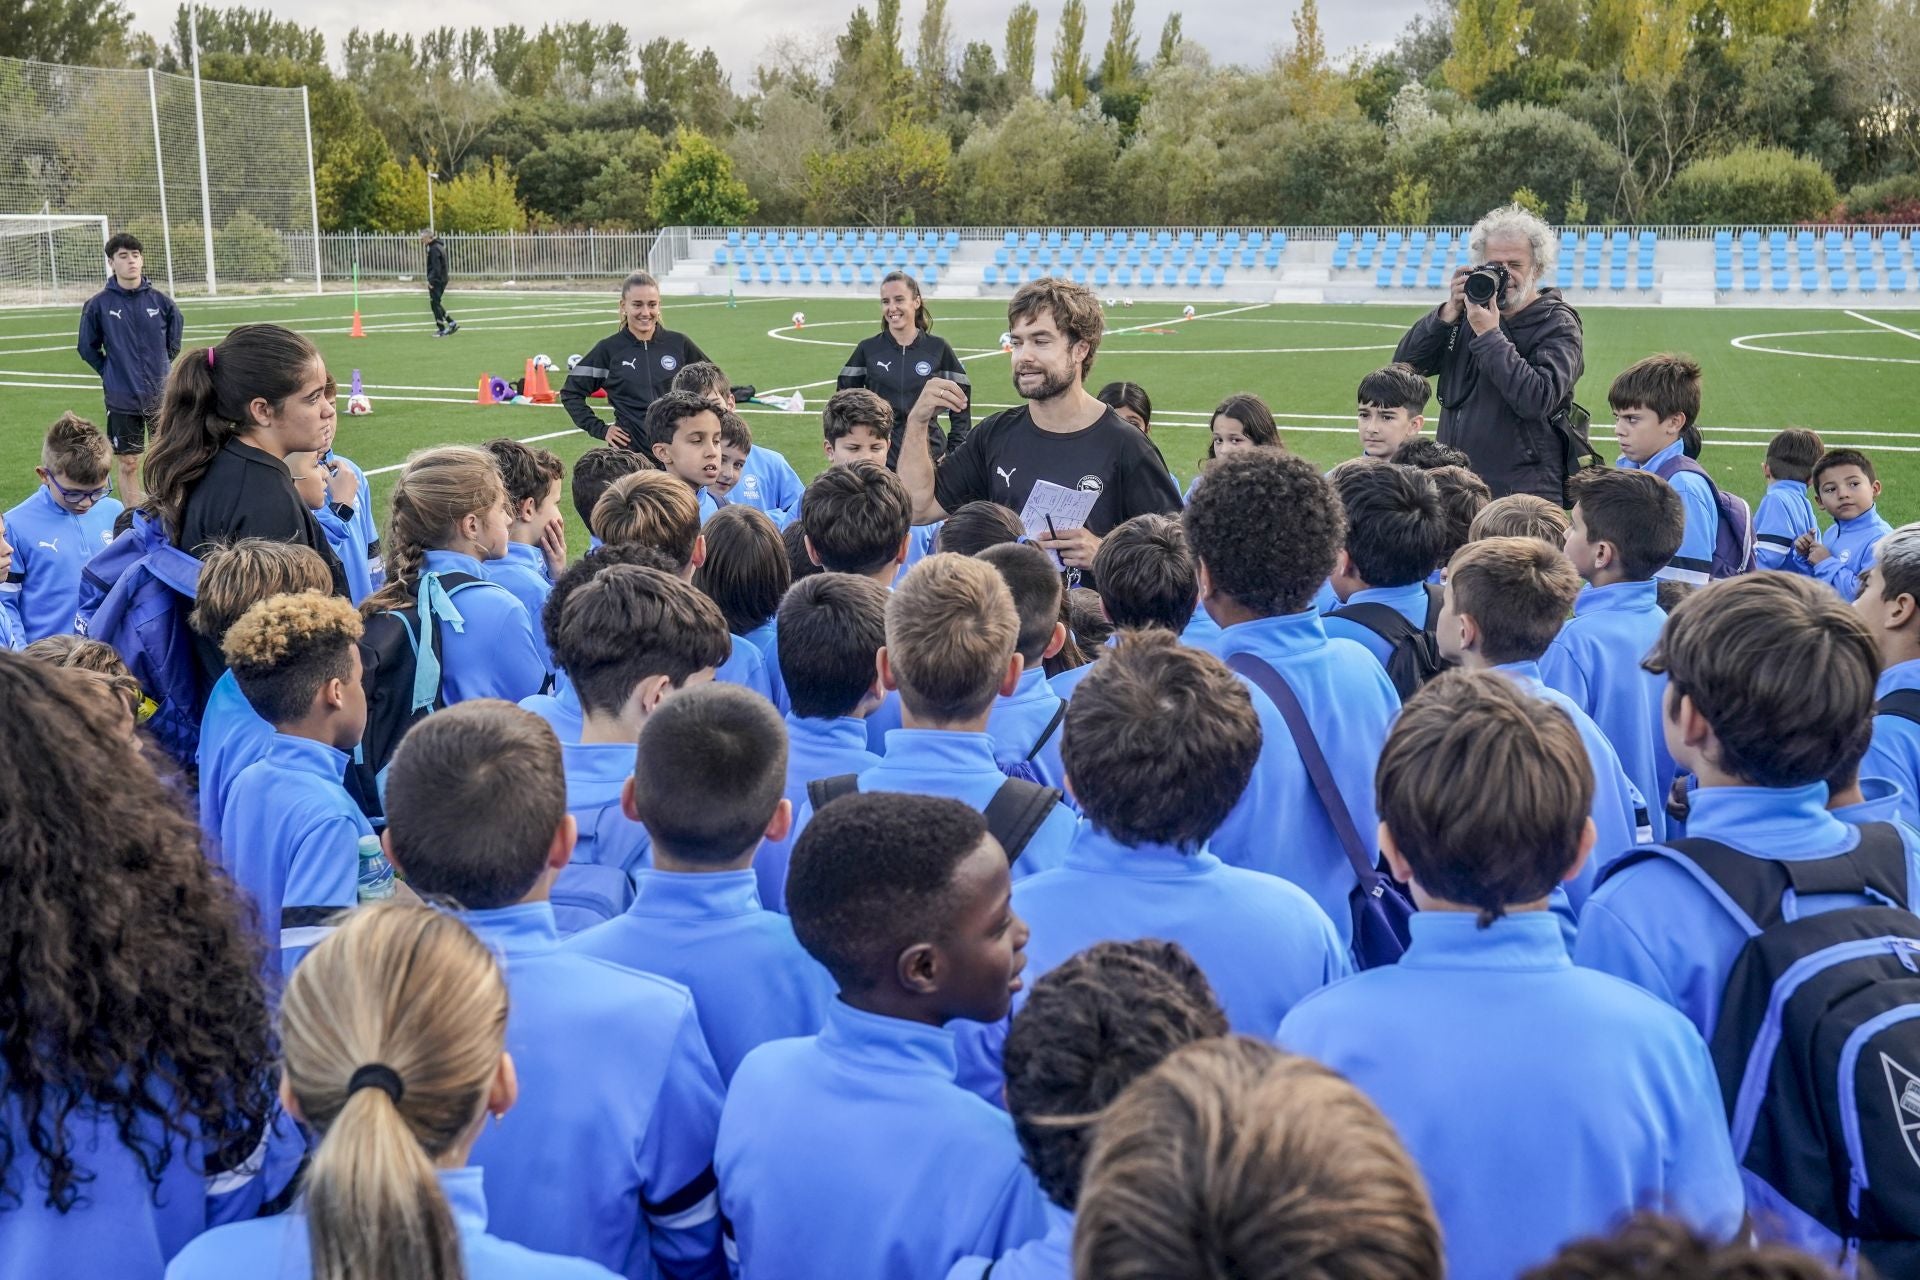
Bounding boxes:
366 445 507 614
280 903 509 1280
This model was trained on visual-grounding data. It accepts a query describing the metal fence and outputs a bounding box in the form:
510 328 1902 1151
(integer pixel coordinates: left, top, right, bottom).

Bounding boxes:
310 231 658 284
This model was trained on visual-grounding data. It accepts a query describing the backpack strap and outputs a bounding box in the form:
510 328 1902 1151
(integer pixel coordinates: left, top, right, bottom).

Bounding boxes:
1224 652 1385 897
983 778 1064 862
1422 581 1444 629
1328 600 1422 649
806 774 861 810
1878 688 1920 728
1027 701 1067 762
1649 454 1720 582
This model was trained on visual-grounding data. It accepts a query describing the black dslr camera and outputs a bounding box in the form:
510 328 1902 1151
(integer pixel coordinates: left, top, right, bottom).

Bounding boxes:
1463 262 1511 309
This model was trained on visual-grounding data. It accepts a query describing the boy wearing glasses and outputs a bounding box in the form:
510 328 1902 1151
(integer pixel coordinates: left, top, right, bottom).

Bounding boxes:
2 413 125 643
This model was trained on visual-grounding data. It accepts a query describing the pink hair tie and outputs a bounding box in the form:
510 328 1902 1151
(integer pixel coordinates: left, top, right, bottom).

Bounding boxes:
205 348 215 369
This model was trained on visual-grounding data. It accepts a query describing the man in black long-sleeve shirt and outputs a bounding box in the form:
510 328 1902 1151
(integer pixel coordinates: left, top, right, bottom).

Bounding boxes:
560 271 710 450
423 231 456 337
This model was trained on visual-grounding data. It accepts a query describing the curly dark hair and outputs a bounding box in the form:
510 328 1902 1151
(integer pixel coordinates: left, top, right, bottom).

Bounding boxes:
1183 451 1344 617
0 653 274 1212
1004 940 1227 1210
1518 1212 1848 1280
1390 438 1472 471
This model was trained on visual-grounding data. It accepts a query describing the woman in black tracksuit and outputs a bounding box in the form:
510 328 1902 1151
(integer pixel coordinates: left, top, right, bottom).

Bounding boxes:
836 271 972 468
560 270 710 451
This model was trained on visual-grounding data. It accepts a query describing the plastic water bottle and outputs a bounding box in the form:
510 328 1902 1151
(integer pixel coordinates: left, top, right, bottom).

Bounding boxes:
357 834 395 903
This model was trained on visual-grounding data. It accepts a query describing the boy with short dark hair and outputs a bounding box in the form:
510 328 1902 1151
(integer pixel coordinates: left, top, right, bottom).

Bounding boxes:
1022 630 1348 1033
643 389 726 522
382 699 727 1277
1574 573 1920 1039
978 541 1070 787
933 500 1023 557
216 591 370 972
522 542 667 745
1052 513 1213 701
570 445 647 549
483 437 566 669
1852 522 1920 827
1281 670 1743 1280
78 232 181 506
1438 537 1643 906
1182 450 1402 950
568 683 835 1081
1355 362 1429 460
949 940 1229 1280
819 388 941 577
1323 462 1449 689
1542 468 1687 842
1430 464 1491 576
717 791 1048 1276
1753 427 1823 573
3 413 125 643
545 563 731 924
674 362 805 526
801 461 914 582
754 572 889 911
1391 437 1471 471
1798 448 1890 600
1611 353 1718 589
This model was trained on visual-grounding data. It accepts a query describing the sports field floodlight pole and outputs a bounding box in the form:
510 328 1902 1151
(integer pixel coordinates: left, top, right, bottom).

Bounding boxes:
188 4 218 295
146 68 177 295
427 172 439 233
301 85 323 294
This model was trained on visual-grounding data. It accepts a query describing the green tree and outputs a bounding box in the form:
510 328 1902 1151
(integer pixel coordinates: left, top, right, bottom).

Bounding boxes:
1100 0 1142 95
638 38 735 135
804 119 951 225
1444 0 1532 100
370 155 432 231
1653 144 1838 221
728 86 836 224
1277 0 1348 119
953 96 1121 223
436 156 526 232
914 0 953 116
649 128 757 225
1052 0 1091 105
576 131 668 228
1220 116 1392 224
0 0 131 64
954 40 1009 117
1156 12 1184 67
1383 173 1434 224
1005 3 1039 95
1388 102 1628 223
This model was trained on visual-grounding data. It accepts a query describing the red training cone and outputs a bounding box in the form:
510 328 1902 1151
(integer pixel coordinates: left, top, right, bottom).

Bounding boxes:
475 374 496 406
349 311 365 338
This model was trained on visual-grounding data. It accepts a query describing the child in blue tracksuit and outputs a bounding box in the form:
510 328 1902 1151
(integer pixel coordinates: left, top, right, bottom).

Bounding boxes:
946 940 1230 1280
0 513 19 651
1611 354 1717 590
979 542 1069 787
1752 428 1822 572
718 791 1049 1278
290 450 376 604
1440 538 1643 903
1576 573 1920 1041
1800 447 1892 600
569 685 835 1082
216 592 372 973
1183 451 1402 951
187 539 337 839
548 557 732 919
1281 670 1744 1280
1851 524 1920 827
692 503 791 713
783 555 1081 894
1051 513 1208 702
378 703 727 1279
754 572 889 910
3 650 305 1280
2 414 123 642
672 360 805 529
644 390 726 526
166 904 621 1280
483 437 568 673
1543 468 1686 844
1320 460 1449 678
368 446 547 704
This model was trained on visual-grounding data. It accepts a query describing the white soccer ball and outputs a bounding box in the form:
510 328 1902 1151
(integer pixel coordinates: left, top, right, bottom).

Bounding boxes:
1104 297 1118 307
1121 297 1135 307
792 311 806 327
346 394 372 416
532 353 553 370
1182 305 1196 319
999 332 1013 350
566 353 583 369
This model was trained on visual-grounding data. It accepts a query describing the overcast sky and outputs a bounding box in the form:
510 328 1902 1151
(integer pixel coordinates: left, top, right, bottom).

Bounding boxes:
122 0 1434 82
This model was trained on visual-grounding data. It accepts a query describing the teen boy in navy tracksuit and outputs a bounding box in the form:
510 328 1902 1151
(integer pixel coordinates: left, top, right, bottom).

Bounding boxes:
77 232 180 507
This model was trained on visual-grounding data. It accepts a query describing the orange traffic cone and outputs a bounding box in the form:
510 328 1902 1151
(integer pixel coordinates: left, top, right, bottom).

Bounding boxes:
525 359 556 404
475 374 496 405
349 311 365 338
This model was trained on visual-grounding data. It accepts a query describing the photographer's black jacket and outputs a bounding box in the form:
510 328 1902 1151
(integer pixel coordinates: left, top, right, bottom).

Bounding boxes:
1394 290 1584 503
561 326 711 444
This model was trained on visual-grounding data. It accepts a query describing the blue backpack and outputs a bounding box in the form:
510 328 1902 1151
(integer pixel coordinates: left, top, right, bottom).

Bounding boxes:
1651 454 1754 579
76 513 204 769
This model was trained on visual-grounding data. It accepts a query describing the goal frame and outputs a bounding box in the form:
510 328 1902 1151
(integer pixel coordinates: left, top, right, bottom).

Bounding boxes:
0 214 110 308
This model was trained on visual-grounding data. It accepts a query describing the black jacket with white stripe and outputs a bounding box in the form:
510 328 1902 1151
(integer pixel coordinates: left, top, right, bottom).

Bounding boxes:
561 326 711 444
837 330 972 466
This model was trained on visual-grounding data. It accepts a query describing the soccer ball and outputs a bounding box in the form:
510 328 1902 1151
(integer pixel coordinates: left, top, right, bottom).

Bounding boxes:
792 311 806 328
1182 305 1196 319
999 332 1013 351
566 353 583 369
532 354 554 370
346 394 372 415
1104 297 1118 307
1121 297 1135 307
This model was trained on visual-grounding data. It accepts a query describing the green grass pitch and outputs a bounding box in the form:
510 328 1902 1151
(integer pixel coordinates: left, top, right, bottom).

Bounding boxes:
4 287 1919 556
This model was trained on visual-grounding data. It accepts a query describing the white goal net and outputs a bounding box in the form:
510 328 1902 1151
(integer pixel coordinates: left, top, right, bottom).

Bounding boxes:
0 214 108 307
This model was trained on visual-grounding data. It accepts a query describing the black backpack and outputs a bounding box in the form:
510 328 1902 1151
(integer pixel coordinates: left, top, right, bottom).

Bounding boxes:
1598 825 1920 1270
346 571 493 821
806 774 1062 863
1327 582 1450 701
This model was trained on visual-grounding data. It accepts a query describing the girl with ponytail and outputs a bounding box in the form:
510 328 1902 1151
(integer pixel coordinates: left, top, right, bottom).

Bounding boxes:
836 271 974 465
166 903 617 1280
363 446 546 704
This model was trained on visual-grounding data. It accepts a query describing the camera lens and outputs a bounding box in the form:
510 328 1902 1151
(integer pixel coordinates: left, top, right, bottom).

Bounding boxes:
1464 269 1497 306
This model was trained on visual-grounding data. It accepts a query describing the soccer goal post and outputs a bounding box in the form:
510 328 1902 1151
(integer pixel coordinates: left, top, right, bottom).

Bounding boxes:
0 214 109 308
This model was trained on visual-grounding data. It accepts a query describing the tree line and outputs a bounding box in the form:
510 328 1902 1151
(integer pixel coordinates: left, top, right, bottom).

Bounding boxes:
4 0 1917 233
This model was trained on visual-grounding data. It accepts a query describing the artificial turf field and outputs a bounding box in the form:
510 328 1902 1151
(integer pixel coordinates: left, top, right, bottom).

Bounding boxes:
3 286 1919 552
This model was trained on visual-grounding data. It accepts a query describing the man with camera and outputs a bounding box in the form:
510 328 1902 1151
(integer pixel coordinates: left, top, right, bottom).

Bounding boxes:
1393 206 1589 503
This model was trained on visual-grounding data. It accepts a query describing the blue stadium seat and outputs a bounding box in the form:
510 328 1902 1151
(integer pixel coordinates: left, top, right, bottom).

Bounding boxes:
1155 230 1173 248
1714 230 1733 251
1860 270 1879 293
726 230 743 248
1147 247 1165 267
983 265 1000 286
1208 266 1226 288
1376 266 1393 289
1585 230 1604 256
742 231 760 247
1046 231 1063 249
1002 231 1017 247
1246 230 1266 247
811 247 828 265
822 231 840 248
1263 246 1281 268
1800 270 1820 292
737 264 751 284
1068 230 1085 249
1088 231 1106 248
1071 267 1089 285
1116 266 1134 287
778 265 794 285
1769 230 1787 253
713 248 729 265
801 231 818 248
862 231 879 248
1771 270 1790 291
1637 267 1656 291
858 266 875 286
1200 231 1218 250
1125 248 1143 267
1830 269 1850 291
1742 270 1760 292
758 265 774 284
1581 266 1599 290
923 267 938 287
1358 230 1379 267
1177 231 1195 250
882 231 900 249
782 232 799 248
944 231 960 249
1184 266 1201 287
912 248 930 268
831 247 847 265
1714 269 1732 291
1556 264 1574 289
1334 230 1354 269
1610 267 1627 290
993 247 1010 266
1424 264 1444 289
1103 247 1120 266
1159 266 1177 286
797 264 813 284
1560 231 1578 259
1238 247 1258 269
1093 266 1110 288
1109 231 1130 249
1399 264 1419 288
834 265 851 285
1890 269 1910 292
935 248 952 267
1014 248 1032 267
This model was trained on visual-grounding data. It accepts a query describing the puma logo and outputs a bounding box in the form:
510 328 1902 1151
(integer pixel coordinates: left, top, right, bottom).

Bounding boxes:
620 359 637 369
38 539 58 552
108 309 122 320
876 360 892 373
995 466 1017 487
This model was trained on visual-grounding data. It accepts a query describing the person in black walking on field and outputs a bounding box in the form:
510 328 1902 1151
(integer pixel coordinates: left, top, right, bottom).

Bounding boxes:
560 270 712 452
837 271 972 468
423 229 457 337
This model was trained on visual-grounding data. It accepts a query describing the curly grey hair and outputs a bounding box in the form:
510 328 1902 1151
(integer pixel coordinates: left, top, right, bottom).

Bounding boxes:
1469 205 1557 279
